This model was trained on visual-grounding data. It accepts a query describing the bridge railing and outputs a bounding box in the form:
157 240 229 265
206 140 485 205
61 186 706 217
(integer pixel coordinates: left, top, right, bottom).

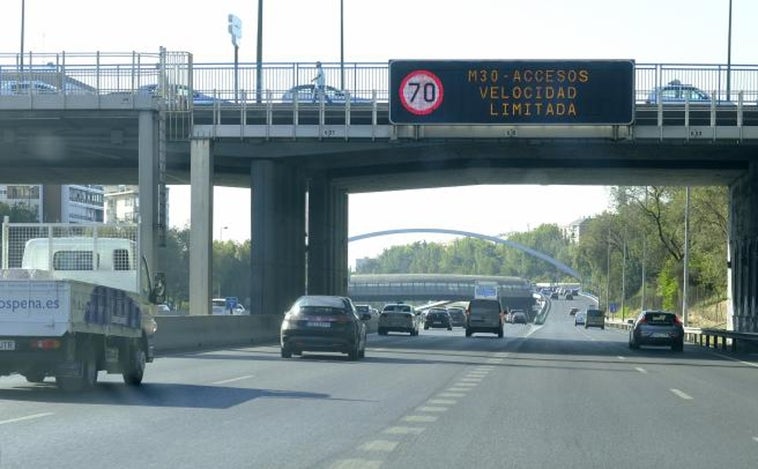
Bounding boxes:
3 51 758 106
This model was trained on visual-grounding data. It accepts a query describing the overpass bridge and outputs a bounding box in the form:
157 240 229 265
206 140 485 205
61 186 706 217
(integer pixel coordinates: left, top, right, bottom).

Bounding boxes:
2 51 758 332
347 273 536 312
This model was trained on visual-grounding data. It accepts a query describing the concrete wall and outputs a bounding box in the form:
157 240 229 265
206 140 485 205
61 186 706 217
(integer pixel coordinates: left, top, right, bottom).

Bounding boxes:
153 315 378 353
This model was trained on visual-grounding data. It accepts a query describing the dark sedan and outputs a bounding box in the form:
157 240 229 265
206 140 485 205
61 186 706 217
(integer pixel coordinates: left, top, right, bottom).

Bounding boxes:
280 295 370 360
424 310 453 330
628 310 684 352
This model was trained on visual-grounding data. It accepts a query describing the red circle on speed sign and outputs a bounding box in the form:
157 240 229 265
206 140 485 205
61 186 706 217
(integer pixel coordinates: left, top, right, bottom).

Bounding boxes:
398 70 444 116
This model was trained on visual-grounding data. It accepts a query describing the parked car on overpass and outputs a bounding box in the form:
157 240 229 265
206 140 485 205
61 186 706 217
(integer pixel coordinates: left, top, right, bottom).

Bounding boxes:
281 84 371 104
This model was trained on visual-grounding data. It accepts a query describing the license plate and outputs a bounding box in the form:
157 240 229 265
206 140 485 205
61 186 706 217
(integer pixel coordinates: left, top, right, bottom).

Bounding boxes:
0 340 16 351
651 332 669 338
307 321 331 328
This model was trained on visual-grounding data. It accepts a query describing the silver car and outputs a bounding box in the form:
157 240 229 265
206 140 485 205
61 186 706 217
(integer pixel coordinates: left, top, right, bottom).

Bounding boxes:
628 310 684 352
378 303 419 336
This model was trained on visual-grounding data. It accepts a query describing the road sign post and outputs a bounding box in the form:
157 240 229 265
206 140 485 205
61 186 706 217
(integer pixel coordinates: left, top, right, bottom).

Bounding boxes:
228 14 242 102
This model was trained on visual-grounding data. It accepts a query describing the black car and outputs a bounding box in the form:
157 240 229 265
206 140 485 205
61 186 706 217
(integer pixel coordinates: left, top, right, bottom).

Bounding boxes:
628 310 684 352
446 307 467 327
424 310 453 330
280 295 370 360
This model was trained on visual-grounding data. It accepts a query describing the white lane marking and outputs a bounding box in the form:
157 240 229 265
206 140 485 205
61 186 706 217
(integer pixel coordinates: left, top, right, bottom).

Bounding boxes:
454 382 478 387
712 351 758 369
402 415 438 423
617 356 626 360
330 459 383 469
0 412 54 426
635 367 648 374
752 436 758 443
437 392 466 398
525 325 543 337
447 388 470 393
460 377 483 382
212 375 254 385
359 440 399 452
416 406 448 413
428 399 456 405
670 388 694 400
467 371 489 376
475 365 495 370
384 426 425 435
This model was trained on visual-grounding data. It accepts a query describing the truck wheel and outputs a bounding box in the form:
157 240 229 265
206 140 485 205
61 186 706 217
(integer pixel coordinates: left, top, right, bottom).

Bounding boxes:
122 340 146 386
24 371 46 383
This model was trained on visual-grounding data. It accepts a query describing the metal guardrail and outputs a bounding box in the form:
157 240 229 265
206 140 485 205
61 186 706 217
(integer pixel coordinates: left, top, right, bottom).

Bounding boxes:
2 50 758 105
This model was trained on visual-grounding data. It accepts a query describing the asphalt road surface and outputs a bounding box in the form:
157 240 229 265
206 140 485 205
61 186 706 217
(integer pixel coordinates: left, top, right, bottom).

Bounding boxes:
2 299 757 468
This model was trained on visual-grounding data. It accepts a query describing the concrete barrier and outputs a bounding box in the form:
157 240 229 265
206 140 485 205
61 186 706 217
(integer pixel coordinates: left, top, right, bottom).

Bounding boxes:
154 314 379 354
154 314 281 353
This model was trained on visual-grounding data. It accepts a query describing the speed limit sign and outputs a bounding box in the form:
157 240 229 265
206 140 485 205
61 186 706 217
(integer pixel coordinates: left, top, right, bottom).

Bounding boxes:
398 70 444 116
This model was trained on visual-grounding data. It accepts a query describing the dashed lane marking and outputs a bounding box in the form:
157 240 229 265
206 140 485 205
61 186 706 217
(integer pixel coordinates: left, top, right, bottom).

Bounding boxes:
383 426 425 435
670 388 694 400
752 436 758 443
416 406 448 413
635 367 648 374
454 382 478 387
437 392 466 398
212 375 254 385
447 387 471 393
402 415 438 423
0 412 54 426
427 399 456 405
330 459 383 469
617 356 626 360
359 440 399 452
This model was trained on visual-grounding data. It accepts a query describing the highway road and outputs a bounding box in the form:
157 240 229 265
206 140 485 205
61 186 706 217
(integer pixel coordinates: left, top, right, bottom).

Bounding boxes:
2 299 758 468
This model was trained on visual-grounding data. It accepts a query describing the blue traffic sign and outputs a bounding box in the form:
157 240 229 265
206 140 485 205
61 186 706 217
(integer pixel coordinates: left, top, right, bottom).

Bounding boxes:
389 60 635 125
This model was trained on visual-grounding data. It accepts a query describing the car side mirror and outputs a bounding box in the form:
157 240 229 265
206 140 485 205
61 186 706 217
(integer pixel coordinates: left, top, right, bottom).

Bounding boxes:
150 272 166 304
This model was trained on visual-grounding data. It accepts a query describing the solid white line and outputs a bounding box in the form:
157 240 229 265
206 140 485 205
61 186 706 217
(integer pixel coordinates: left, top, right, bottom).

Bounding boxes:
712 351 758 369
0 412 54 426
212 375 254 385
635 367 648 374
670 388 693 400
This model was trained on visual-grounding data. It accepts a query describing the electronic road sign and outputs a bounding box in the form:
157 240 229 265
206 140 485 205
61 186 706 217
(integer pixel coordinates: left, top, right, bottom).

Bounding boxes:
389 60 634 125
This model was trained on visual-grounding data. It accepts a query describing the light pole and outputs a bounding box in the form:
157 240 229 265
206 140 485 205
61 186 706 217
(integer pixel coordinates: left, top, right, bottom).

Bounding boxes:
20 0 25 71
256 0 263 103
727 0 733 101
340 0 345 90
219 226 228 241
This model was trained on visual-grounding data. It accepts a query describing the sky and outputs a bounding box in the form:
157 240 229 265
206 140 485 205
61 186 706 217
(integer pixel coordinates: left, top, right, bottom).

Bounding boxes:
1 0 754 267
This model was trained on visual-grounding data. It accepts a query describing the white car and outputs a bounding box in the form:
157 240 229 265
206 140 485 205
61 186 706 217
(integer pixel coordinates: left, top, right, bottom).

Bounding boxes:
574 310 586 326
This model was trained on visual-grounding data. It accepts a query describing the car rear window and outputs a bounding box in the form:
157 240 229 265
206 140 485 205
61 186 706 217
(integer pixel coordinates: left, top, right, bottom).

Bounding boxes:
644 312 676 325
586 309 604 317
383 305 411 313
469 300 500 313
299 306 347 316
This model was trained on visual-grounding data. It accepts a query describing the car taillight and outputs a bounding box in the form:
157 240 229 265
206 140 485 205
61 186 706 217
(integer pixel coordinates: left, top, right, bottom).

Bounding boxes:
637 318 647 325
30 339 61 350
672 316 682 326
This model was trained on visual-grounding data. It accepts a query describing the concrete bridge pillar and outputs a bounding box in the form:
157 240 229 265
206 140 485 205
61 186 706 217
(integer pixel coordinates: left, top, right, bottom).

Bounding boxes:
307 175 348 296
729 162 758 332
137 111 159 287
188 138 214 316
250 160 306 315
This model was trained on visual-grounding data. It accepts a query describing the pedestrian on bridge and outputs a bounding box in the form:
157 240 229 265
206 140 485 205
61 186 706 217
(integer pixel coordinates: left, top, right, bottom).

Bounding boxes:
311 61 329 104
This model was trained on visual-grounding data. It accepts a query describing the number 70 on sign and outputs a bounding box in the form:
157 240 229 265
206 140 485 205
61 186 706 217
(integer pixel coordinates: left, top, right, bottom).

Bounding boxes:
398 70 444 116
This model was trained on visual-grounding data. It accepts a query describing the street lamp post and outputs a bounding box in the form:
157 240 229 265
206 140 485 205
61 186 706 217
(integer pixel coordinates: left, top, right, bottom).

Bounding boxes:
340 0 345 90
20 0 25 71
256 0 263 103
727 0 733 101
219 226 228 241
